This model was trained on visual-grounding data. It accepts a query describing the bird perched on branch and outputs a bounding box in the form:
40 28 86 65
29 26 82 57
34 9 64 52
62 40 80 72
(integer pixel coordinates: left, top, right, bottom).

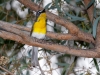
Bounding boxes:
30 9 47 67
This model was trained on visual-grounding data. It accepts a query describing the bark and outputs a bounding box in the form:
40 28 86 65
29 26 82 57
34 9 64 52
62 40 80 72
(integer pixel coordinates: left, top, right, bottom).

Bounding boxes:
0 21 93 43
18 0 95 43
0 0 99 58
0 21 100 58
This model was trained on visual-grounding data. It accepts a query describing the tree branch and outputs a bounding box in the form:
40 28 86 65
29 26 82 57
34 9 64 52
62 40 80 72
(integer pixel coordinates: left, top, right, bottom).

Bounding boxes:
0 0 99 58
0 66 14 75
18 0 95 43
0 21 100 58
0 21 92 43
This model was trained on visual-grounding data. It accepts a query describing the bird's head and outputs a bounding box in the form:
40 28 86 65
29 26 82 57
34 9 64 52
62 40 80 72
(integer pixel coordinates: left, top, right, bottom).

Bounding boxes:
36 9 46 20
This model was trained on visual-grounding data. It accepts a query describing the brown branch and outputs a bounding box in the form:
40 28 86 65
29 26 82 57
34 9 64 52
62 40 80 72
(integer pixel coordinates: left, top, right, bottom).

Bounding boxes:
0 29 100 58
0 0 98 58
46 32 78 40
84 0 94 23
0 21 92 43
0 66 14 75
18 0 95 43
96 21 100 52
0 21 100 58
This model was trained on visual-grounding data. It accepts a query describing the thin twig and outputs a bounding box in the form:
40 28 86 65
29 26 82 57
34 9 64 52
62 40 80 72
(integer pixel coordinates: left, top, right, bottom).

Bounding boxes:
38 0 43 10
0 66 14 75
38 63 45 75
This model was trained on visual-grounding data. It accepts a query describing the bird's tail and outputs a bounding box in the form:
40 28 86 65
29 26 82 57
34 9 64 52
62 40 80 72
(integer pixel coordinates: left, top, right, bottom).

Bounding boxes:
31 46 39 67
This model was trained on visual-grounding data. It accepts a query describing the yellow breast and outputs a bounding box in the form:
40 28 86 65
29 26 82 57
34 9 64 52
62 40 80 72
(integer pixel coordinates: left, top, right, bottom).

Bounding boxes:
32 13 46 34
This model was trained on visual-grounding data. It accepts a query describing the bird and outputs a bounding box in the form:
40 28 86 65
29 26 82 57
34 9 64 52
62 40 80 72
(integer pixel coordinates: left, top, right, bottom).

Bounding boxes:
30 9 47 67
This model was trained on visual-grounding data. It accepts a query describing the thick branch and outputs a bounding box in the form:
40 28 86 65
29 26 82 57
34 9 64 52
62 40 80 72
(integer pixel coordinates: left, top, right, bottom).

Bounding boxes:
18 0 95 43
0 21 100 58
0 29 100 58
0 21 92 43
0 0 98 58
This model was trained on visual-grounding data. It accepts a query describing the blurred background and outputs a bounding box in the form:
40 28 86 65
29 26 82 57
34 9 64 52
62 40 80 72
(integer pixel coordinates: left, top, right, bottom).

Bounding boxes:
0 0 100 75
